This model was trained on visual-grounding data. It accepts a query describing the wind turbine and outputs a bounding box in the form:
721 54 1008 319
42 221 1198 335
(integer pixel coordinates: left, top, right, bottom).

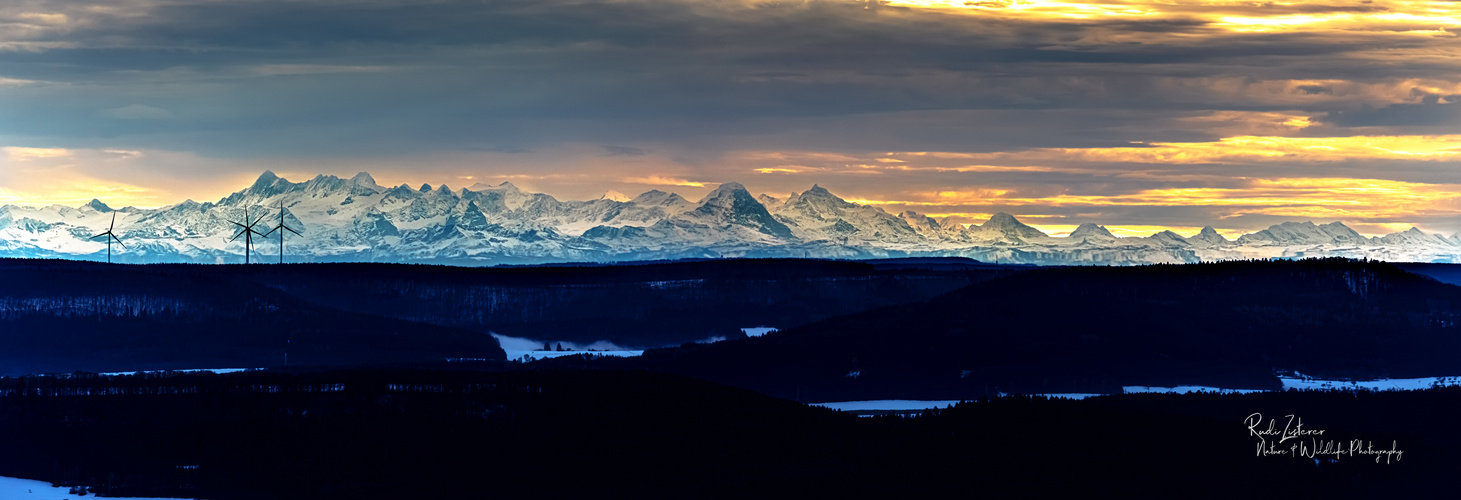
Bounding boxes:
91 212 125 263
261 200 301 264
228 206 267 264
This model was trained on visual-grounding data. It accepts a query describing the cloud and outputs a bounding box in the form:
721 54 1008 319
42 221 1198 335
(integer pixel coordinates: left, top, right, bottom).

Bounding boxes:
622 175 706 187
100 104 174 120
3 0 1461 233
4 146 70 160
601 145 647 157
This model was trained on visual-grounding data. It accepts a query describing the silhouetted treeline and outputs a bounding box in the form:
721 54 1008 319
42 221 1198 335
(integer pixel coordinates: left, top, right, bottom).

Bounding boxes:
0 368 1455 498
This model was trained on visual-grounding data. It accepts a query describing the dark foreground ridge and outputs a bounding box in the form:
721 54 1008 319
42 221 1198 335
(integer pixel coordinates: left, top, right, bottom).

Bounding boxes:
0 368 1456 498
570 258 1461 401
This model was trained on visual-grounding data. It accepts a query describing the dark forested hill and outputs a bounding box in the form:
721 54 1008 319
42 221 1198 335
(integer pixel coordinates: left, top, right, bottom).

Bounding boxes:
0 260 505 376
213 258 997 347
598 258 1461 402
0 257 999 375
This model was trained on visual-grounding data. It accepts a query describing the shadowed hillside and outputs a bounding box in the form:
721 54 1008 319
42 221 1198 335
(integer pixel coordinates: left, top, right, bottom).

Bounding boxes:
595 258 1461 401
0 258 1000 353
0 260 505 376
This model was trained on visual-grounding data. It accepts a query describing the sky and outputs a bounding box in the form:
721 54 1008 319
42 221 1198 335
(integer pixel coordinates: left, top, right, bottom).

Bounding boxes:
3 0 1461 237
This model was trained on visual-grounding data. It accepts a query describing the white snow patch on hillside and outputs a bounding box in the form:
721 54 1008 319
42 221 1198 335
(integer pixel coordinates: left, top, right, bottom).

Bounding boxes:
1123 385 1265 395
0 476 195 500
812 400 964 412
1278 374 1461 391
491 333 643 361
100 368 258 376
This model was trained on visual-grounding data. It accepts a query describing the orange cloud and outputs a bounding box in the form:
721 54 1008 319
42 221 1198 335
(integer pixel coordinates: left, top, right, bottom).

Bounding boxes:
881 0 1461 38
850 177 1461 222
622 175 707 188
956 134 1461 164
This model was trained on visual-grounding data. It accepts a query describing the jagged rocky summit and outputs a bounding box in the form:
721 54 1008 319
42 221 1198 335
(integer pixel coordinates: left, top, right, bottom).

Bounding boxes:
3 171 1461 265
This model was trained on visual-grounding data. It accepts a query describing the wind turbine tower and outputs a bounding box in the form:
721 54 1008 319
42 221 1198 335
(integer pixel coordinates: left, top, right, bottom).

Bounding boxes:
228 206 267 264
262 200 302 264
91 212 125 263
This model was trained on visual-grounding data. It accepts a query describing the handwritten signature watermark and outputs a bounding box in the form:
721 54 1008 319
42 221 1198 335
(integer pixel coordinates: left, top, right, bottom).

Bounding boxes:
1245 413 1404 464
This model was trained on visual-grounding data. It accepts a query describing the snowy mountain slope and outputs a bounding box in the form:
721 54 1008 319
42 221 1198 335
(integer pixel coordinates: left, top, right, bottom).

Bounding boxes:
4 171 1461 265
771 185 921 247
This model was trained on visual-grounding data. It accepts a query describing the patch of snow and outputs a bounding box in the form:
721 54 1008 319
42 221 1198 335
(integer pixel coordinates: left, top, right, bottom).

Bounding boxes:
812 400 963 412
1123 385 1265 395
1032 393 1104 400
99 368 258 377
0 476 195 500
741 327 777 337
491 333 643 361
504 349 643 361
1278 374 1461 392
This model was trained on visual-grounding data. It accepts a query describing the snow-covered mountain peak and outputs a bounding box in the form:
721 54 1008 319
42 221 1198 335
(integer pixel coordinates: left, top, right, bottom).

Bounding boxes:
466 181 530 210
1375 226 1454 247
1068 223 1116 242
984 213 1044 234
8 170 1461 265
692 182 793 239
1188 226 1229 247
756 194 784 210
243 170 296 198
1236 220 1367 247
349 172 377 188
698 182 748 204
1147 230 1190 247
984 212 1019 227
803 184 834 197
600 190 632 203
82 199 112 213
467 181 517 192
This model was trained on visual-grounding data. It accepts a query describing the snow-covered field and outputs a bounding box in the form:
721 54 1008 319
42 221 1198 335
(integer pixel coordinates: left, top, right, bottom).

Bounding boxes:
813 394 1102 413
1278 374 1461 391
1034 393 1104 400
1122 385 1265 395
815 376 1461 415
503 349 645 361
100 368 258 377
492 333 643 361
812 400 965 412
0 476 196 500
492 327 777 361
741 327 778 337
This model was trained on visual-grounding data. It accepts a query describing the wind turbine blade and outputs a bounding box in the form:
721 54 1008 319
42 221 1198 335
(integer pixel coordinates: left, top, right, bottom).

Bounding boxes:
112 235 126 249
232 221 247 230
251 214 267 227
262 226 278 237
109 212 116 231
229 229 245 242
284 226 302 236
93 232 108 240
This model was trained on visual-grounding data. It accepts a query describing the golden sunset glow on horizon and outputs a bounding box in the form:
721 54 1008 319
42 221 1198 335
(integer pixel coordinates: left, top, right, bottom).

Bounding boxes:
880 0 1461 35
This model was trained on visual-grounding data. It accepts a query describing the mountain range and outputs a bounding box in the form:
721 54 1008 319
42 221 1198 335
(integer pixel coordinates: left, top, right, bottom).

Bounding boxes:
4 171 1461 265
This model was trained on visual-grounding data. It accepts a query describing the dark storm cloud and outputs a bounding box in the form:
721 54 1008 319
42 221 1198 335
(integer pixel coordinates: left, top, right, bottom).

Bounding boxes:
1323 102 1461 127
